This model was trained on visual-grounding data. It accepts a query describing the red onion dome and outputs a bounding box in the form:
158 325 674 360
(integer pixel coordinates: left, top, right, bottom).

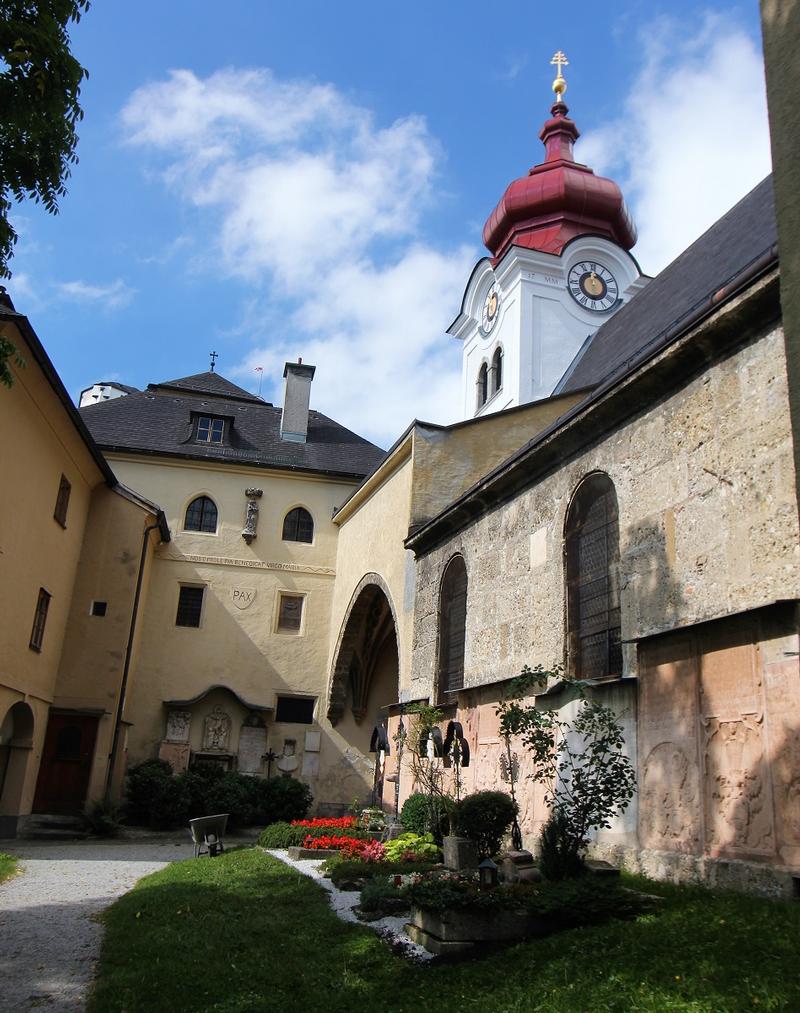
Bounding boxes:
483 100 637 263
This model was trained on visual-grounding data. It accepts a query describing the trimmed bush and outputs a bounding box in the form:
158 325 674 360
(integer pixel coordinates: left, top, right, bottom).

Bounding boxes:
326 859 440 888
126 759 191 829
126 761 312 831
538 811 586 880
454 790 518 858
399 792 453 843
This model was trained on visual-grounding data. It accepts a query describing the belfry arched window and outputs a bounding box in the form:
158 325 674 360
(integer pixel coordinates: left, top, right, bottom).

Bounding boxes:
437 554 468 698
477 363 488 410
184 495 218 533
564 473 621 680
282 507 314 543
492 347 503 394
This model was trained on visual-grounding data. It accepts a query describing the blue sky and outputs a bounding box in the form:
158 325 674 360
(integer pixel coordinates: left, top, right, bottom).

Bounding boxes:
8 1 770 446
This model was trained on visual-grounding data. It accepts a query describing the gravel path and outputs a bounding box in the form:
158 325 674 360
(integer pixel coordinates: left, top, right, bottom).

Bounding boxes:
0 836 193 1012
266 849 433 961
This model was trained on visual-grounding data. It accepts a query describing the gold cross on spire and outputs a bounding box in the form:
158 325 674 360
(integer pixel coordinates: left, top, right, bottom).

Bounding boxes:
550 50 569 103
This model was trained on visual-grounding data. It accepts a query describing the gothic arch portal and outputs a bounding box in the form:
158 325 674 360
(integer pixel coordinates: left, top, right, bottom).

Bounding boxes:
327 574 399 726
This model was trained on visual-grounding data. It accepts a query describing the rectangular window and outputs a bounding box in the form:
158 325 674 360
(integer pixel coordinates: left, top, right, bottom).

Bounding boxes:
54 475 71 527
29 588 51 651
91 601 108 617
176 586 204 627
196 416 225 444
275 696 315 724
277 593 304 633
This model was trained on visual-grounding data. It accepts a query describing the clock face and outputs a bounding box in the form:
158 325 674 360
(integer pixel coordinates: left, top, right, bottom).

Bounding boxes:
480 283 500 335
567 262 619 312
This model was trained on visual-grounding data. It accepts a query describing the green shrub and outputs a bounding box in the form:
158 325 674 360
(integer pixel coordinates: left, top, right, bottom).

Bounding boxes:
125 759 191 829
382 832 440 863
252 776 313 825
257 822 304 848
83 798 124 837
399 792 453 843
538 810 586 880
454 790 518 858
359 876 406 914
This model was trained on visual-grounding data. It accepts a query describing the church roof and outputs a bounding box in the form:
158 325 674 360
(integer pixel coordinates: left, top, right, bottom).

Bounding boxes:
483 98 636 262
80 372 385 480
558 175 777 393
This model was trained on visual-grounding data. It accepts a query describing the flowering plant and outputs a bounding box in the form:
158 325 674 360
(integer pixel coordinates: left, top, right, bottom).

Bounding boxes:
360 839 386 863
303 834 370 859
291 816 357 830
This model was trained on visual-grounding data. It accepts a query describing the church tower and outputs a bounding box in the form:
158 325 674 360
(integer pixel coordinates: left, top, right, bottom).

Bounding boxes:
448 53 647 418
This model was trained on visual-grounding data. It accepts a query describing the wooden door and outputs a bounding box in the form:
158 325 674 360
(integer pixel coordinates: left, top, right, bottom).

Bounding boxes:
33 713 98 814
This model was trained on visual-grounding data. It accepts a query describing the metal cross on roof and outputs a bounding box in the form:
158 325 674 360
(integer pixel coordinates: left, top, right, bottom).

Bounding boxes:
209 350 218 372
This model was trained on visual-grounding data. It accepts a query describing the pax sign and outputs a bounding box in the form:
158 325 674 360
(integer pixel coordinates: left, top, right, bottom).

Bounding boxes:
232 586 257 610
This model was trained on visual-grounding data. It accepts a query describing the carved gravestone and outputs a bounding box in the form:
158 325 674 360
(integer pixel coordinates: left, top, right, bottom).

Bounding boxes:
443 836 478 872
158 709 192 772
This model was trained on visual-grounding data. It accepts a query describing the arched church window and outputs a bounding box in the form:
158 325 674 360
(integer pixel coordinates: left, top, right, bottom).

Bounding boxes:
564 473 621 680
437 554 468 698
477 363 488 409
492 347 503 394
184 495 218 533
282 507 314 543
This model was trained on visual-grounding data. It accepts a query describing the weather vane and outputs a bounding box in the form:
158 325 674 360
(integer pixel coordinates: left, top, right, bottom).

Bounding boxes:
550 50 569 103
209 350 218 372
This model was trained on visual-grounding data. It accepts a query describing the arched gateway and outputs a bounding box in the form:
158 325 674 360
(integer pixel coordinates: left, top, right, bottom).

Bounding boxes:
327 574 399 728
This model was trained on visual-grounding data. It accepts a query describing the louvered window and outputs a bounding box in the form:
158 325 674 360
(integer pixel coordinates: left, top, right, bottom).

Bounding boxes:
437 555 468 698
565 473 622 679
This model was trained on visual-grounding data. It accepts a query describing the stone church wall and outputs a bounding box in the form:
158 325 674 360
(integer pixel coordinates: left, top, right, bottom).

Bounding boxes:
409 322 799 891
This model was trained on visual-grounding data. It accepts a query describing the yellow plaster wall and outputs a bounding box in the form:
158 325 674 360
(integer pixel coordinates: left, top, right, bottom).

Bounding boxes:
410 392 586 527
107 454 364 807
0 323 108 822
54 487 161 804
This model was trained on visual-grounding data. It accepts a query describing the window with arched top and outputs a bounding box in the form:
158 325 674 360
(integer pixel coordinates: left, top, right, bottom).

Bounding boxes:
477 363 488 410
282 507 314 543
437 554 468 698
492 347 503 394
184 495 218 533
565 473 621 680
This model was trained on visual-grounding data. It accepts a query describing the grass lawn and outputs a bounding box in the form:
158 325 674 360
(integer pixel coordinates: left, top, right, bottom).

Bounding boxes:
90 849 799 1013
0 852 19 883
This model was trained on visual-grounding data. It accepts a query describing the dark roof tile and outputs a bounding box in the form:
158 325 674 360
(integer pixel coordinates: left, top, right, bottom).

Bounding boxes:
559 176 777 392
81 373 385 479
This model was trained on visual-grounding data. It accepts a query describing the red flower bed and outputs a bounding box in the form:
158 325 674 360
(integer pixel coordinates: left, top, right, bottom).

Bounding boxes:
291 816 357 830
302 834 370 859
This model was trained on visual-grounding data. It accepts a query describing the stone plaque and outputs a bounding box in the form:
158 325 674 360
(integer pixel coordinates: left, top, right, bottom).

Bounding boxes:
302 753 320 777
165 710 191 743
202 706 231 752
158 741 190 773
232 586 257 610
304 731 321 753
238 724 267 774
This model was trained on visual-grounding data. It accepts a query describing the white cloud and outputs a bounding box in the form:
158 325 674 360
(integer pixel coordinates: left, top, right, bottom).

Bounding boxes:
58 278 136 310
122 68 469 444
580 15 771 275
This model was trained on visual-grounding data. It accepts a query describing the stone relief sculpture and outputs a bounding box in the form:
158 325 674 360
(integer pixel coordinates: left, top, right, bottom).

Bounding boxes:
241 488 263 544
641 742 699 852
704 717 774 854
202 706 232 752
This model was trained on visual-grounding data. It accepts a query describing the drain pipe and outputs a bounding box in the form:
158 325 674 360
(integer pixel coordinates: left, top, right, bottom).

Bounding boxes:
104 521 161 803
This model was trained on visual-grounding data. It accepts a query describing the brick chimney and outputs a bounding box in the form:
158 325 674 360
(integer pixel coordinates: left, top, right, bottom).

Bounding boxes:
280 359 316 443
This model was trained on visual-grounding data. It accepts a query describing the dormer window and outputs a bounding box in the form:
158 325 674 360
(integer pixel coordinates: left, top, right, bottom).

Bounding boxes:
196 416 225 444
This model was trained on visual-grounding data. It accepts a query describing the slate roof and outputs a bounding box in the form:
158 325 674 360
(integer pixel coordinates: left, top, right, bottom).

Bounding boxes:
151 371 265 403
80 372 386 480
558 175 777 393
